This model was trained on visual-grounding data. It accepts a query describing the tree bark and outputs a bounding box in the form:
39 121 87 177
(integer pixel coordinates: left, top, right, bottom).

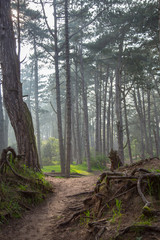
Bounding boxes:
0 0 40 170
53 0 65 174
33 36 42 166
115 41 124 164
133 88 145 159
106 75 113 155
80 41 91 172
0 82 4 154
123 88 133 164
64 0 72 177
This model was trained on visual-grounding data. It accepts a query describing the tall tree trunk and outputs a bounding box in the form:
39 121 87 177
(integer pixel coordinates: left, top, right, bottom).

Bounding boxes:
74 57 82 164
115 41 124 164
147 89 153 157
53 0 65 174
153 91 160 157
141 89 149 156
123 89 133 164
80 42 91 172
64 0 72 177
4 109 9 148
106 75 113 155
133 88 145 159
102 71 108 155
33 36 42 166
95 70 101 154
0 0 40 170
0 82 4 154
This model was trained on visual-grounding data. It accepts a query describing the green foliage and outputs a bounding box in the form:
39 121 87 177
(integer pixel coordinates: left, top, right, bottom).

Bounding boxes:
79 210 93 225
90 153 109 170
41 137 60 166
110 199 122 223
0 160 53 225
135 213 153 226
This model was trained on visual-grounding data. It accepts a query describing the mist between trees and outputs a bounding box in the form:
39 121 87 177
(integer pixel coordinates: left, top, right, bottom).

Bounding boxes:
0 0 160 176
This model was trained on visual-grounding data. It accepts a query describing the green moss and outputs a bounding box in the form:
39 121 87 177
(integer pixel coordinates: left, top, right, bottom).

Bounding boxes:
0 159 53 225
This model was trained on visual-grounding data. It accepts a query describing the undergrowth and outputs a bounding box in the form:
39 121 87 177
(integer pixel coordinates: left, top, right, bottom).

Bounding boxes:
0 158 53 225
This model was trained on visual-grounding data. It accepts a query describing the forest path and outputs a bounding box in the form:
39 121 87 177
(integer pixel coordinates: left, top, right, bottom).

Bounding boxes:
0 175 98 240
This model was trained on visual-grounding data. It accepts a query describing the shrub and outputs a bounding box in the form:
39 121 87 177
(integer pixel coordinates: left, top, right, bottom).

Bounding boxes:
41 137 60 165
90 153 109 170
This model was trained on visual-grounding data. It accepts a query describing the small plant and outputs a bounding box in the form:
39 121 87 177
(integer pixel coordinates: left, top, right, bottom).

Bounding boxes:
79 210 91 225
110 199 122 223
135 213 153 226
147 178 154 196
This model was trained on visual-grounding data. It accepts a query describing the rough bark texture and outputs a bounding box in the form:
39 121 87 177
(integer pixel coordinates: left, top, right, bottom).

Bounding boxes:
0 0 40 170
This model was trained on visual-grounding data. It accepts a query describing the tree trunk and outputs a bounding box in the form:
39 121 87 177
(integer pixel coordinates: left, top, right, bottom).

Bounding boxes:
153 91 160 157
4 109 9 148
147 89 153 157
115 41 124 164
33 36 42 166
95 70 101 154
123 89 133 164
74 57 82 164
80 42 91 171
0 0 40 170
53 0 65 174
106 75 113 155
64 0 72 177
133 88 145 159
0 82 4 154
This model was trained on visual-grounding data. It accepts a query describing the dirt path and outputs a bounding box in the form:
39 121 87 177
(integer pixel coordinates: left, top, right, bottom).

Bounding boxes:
0 175 98 240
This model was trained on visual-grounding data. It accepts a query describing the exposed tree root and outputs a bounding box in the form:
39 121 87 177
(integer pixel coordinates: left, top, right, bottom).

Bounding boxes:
114 225 160 240
66 190 94 198
58 209 86 227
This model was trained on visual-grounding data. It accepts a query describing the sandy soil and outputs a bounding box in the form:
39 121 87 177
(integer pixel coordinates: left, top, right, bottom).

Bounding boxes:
0 175 98 240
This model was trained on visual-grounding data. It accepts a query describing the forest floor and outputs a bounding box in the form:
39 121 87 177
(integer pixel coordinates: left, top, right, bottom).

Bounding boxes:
1 158 160 240
0 173 99 240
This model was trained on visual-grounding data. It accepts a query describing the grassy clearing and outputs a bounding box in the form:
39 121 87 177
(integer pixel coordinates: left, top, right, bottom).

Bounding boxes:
42 162 105 175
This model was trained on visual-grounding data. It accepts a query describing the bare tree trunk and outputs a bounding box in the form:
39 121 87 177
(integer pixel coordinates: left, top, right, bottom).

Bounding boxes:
147 89 153 157
102 72 108 155
74 57 82 164
106 75 113 155
141 89 149 156
123 89 133 164
115 41 124 164
153 91 160 157
133 88 145 159
0 0 40 170
4 109 9 148
33 36 42 166
64 0 72 177
53 0 65 174
80 42 91 172
0 82 4 154
95 70 101 154
110 92 114 150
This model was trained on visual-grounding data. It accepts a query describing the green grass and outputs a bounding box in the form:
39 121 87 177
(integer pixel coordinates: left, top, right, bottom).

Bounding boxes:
42 162 104 175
